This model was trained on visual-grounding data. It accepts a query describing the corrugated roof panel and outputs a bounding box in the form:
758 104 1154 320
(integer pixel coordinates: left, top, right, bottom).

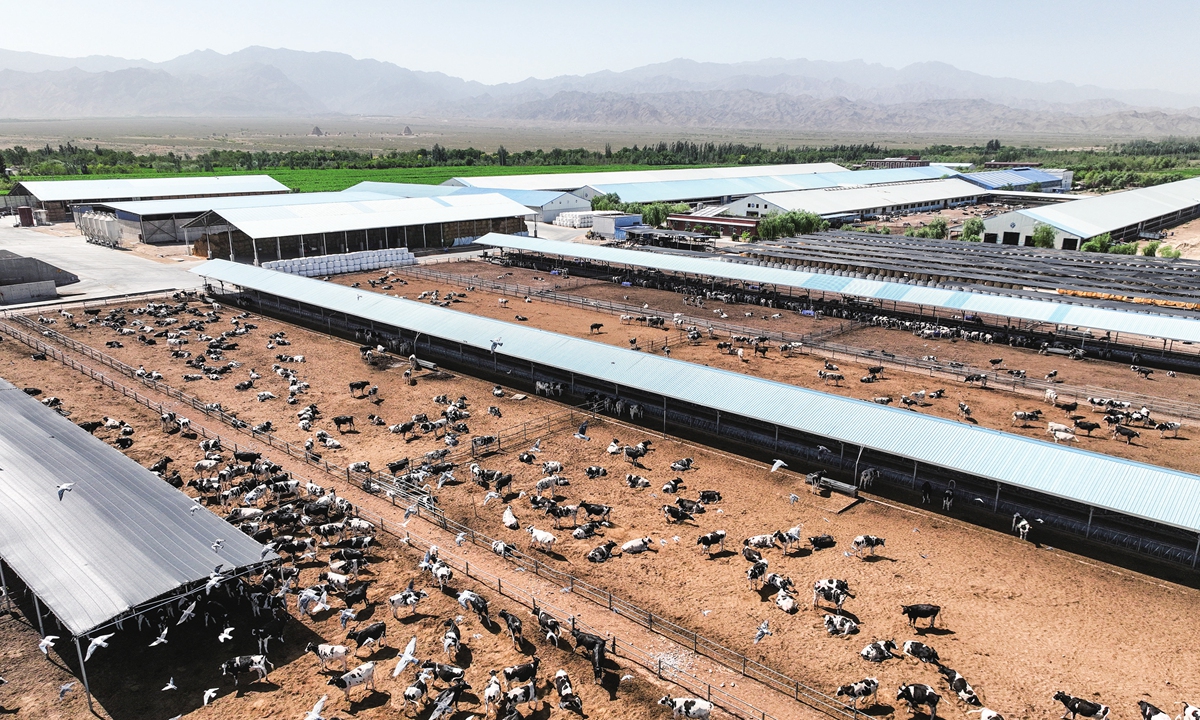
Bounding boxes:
97 191 397 218
1018 177 1200 238
960 168 1062 190
477 235 1200 344
189 194 533 239
585 167 960 204
13 175 289 203
748 178 984 216
0 378 271 636
193 260 1200 533
446 163 848 192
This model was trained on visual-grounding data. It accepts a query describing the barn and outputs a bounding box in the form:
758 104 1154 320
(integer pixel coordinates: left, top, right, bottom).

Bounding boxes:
342 181 591 222
982 176 1200 250
193 259 1200 570
728 178 987 220
0 377 273 708
185 192 533 264
7 175 289 223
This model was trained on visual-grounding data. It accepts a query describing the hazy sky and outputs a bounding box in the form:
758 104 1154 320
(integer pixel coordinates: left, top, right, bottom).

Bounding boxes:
8 0 1197 92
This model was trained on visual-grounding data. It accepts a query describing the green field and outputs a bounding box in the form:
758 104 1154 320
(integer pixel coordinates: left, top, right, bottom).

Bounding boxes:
11 163 713 193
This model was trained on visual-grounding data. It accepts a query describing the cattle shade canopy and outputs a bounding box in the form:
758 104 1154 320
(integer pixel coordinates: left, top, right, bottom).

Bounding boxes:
0 377 273 637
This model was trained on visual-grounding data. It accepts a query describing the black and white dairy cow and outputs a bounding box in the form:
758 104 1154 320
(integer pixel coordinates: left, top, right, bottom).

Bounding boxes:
937 666 981 706
860 640 898 663
220 654 273 686
553 669 583 713
812 578 852 612
658 695 713 719
1052 691 1110 720
696 530 727 555
849 535 885 558
835 677 879 709
902 640 941 665
1136 701 1171 720
328 661 375 700
897 683 941 719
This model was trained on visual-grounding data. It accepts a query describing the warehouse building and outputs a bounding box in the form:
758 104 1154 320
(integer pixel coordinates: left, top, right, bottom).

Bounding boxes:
186 193 531 264
574 166 958 205
7 175 288 222
960 167 1070 192
343 181 590 222
81 190 395 245
441 163 847 193
982 176 1200 250
728 178 986 220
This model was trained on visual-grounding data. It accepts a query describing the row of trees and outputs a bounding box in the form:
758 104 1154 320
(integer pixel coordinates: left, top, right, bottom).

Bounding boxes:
589 193 690 228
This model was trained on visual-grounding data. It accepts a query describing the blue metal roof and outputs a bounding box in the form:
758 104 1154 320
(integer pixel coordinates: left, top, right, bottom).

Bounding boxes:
584 167 961 204
474 234 1200 344
960 168 1062 190
192 260 1200 534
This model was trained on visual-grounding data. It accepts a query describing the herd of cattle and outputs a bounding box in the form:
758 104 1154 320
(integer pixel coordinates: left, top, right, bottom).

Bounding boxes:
26 281 1199 720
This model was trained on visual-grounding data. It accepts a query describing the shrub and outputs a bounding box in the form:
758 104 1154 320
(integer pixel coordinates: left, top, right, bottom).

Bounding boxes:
1108 242 1136 255
1031 223 1057 248
1141 241 1161 256
1080 233 1112 253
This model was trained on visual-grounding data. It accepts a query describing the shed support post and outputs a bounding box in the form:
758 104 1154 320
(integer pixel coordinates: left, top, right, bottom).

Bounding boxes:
662 397 667 435
299 236 305 258
322 233 328 255
276 237 282 261
251 238 259 266
774 425 779 451
73 635 94 712
1086 507 1094 538
227 229 235 263
32 594 46 638
911 460 918 489
852 445 864 481
993 484 1001 512
715 410 720 434
1193 534 1199 569
0 561 9 614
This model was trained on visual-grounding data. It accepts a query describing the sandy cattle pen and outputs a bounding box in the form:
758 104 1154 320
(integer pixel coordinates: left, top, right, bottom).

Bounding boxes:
328 266 1200 475
7 296 1200 720
0 333 695 720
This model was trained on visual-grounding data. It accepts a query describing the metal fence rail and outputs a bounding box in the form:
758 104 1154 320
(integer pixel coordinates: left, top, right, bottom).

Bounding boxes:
393 264 1200 421
0 315 854 717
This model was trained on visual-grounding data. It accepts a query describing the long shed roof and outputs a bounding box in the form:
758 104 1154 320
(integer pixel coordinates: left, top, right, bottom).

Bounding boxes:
444 163 847 192
1018 176 1200 238
959 168 1062 190
184 193 533 240
0 378 271 637
749 178 984 216
342 181 582 208
192 260 1200 534
474 234 1200 344
584 166 960 204
93 191 397 219
11 175 289 203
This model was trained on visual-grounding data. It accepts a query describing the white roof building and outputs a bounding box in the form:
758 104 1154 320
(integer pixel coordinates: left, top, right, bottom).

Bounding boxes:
983 177 1200 250
442 163 847 192
729 178 986 219
10 175 288 206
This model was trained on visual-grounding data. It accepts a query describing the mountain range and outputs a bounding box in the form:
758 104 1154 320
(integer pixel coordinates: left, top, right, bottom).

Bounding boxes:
2 47 1200 136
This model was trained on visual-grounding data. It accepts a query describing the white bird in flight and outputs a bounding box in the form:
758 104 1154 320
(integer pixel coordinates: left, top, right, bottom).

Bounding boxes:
338 609 357 629
788 493 801 504
490 338 503 352
754 620 772 644
218 627 234 643
177 601 196 625
770 459 788 472
211 539 224 553
304 695 329 720
162 677 177 691
203 688 218 706
482 491 500 506
817 445 831 455
529 438 541 454
85 633 114 661
56 483 74 500
393 636 419 677
149 626 168 647
574 421 590 441
38 635 59 655
58 682 75 700
455 532 467 546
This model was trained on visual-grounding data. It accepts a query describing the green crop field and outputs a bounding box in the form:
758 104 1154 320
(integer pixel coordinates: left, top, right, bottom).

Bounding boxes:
11 163 712 193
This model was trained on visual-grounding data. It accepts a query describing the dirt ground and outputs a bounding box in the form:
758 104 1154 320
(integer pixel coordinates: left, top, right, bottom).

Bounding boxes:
330 266 1200 475
1154 216 1200 260
0 338 675 720
9 300 1200 720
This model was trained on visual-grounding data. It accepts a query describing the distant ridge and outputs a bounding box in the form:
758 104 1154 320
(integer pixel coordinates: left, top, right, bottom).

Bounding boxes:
1 47 1198 137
